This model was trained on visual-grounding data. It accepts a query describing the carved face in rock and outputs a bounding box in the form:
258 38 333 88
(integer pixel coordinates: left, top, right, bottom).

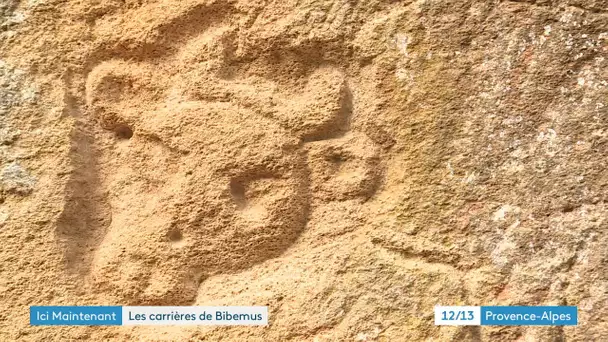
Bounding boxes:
85 57 380 305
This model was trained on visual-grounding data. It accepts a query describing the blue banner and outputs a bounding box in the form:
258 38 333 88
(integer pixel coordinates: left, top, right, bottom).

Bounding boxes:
481 306 577 326
30 306 122 326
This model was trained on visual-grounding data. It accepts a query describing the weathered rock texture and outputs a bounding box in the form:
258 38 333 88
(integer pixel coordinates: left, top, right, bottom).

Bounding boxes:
1 0 607 340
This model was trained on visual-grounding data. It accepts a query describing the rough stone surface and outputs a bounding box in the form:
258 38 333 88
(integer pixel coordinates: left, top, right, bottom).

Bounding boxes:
0 0 607 341
1 162 35 195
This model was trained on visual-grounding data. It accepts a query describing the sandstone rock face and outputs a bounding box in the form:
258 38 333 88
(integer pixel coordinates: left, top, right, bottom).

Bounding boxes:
1 0 607 341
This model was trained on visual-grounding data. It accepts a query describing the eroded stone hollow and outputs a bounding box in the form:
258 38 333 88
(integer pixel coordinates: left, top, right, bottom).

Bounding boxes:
113 124 133 140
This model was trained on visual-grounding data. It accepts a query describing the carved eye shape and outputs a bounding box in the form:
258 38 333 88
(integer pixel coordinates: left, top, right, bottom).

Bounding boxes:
307 133 382 201
86 63 138 108
85 60 164 133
